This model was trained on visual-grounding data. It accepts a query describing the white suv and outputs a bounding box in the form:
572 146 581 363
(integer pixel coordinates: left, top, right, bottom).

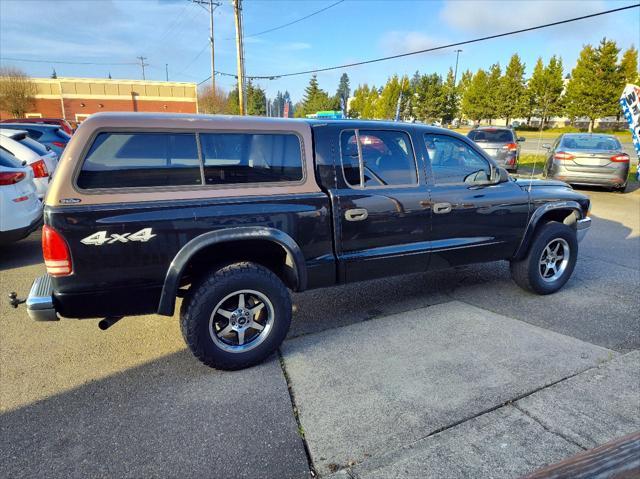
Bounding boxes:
0 149 42 244
0 129 58 199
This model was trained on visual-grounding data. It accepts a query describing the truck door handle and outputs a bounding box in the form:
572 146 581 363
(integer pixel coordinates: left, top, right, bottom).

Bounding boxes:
345 208 368 221
433 202 452 214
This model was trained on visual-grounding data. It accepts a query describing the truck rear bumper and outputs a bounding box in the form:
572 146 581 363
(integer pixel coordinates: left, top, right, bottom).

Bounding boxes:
26 274 59 322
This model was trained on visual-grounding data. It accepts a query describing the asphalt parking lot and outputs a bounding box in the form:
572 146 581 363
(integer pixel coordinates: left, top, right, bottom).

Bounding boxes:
1 185 639 478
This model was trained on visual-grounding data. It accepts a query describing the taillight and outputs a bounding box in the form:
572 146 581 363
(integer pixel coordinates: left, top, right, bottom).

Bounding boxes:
503 142 518 151
611 153 630 163
31 159 49 178
554 151 575 161
0 171 26 185
42 225 73 276
52 141 66 148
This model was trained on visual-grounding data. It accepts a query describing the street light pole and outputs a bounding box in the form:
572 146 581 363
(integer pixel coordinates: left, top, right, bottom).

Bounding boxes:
453 49 463 86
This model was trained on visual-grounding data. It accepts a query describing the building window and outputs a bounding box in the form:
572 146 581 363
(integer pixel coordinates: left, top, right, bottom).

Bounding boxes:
25 113 43 118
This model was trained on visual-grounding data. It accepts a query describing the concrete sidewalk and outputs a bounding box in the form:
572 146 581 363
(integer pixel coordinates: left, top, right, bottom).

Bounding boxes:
282 301 639 478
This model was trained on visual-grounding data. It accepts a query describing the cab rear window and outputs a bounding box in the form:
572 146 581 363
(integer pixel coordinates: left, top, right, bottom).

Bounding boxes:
77 132 201 189
77 131 304 190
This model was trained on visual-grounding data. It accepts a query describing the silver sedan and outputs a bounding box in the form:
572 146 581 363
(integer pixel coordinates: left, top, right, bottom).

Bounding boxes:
542 133 630 192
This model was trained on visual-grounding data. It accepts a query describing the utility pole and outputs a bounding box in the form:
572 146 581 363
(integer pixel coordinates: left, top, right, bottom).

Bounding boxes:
233 0 246 115
165 63 169 81
192 0 221 91
137 56 148 80
453 49 463 86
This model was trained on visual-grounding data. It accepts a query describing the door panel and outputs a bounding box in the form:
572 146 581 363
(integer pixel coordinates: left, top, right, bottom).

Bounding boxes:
331 128 431 283
424 133 529 269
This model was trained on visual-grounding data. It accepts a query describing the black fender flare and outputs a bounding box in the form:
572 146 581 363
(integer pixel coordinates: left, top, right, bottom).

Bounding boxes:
157 227 307 316
513 200 584 260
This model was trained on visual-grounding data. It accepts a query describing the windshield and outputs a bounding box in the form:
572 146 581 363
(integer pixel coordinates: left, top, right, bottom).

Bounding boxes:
467 129 514 143
560 135 621 151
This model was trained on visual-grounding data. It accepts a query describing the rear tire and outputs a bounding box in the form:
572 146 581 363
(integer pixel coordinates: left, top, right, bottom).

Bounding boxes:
180 262 292 370
510 222 578 295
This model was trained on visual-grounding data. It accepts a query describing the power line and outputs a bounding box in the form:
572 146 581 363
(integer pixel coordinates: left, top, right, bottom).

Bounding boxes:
240 0 345 39
200 3 639 83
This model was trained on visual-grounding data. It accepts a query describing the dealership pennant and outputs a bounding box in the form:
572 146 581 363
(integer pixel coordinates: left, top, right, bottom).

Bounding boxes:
619 83 640 159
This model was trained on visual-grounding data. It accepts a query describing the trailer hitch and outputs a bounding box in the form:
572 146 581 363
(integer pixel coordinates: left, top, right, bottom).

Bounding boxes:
8 292 25 308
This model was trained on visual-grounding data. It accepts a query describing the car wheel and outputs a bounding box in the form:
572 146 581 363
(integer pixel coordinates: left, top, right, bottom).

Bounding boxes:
510 221 578 295
180 261 292 370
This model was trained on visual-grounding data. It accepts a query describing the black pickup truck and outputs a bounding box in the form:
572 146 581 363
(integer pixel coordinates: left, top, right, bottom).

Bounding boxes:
22 113 591 370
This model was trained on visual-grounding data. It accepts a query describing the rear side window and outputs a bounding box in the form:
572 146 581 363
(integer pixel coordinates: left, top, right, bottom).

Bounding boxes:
467 129 514 143
26 129 44 140
0 149 22 168
340 129 417 187
77 132 201 189
19 137 48 155
199 133 303 185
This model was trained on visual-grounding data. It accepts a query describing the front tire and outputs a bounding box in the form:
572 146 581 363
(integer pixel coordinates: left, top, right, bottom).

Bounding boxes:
510 222 578 295
180 262 292 370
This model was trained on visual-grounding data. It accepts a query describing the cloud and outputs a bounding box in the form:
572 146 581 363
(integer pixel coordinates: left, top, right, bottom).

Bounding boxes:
378 31 442 56
279 42 312 51
440 0 607 35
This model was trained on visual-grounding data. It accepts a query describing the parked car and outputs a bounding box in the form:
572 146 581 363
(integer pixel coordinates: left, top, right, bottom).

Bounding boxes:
1 117 74 135
0 123 71 156
542 134 630 192
467 127 525 172
0 129 58 199
19 113 591 370
0 149 42 245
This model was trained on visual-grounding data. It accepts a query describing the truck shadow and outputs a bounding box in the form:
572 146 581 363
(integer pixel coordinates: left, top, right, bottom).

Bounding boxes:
0 350 308 479
0 228 43 271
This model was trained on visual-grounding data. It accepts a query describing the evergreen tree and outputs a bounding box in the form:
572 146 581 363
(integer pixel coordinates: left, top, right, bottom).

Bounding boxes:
336 73 350 114
527 56 564 129
375 75 409 120
413 73 444 122
486 63 502 124
498 54 527 125
620 46 638 84
51 68 57 79
295 75 336 117
456 69 473 124
461 69 491 124
441 67 458 124
348 84 379 119
245 81 267 116
565 38 623 131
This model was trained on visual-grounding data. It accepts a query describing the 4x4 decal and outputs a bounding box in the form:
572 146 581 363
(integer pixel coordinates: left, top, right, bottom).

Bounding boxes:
80 228 156 246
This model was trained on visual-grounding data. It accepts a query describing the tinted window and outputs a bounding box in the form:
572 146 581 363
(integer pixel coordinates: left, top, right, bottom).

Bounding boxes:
560 135 621 150
467 129 514 143
340 130 417 187
25 128 44 140
200 133 303 185
19 137 48 155
78 132 201 189
425 134 491 185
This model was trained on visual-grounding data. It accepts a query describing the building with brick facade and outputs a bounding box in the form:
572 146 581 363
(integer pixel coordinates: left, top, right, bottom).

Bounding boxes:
0 77 198 124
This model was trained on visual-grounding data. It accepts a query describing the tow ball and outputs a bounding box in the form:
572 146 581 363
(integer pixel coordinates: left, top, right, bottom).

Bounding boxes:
8 292 25 308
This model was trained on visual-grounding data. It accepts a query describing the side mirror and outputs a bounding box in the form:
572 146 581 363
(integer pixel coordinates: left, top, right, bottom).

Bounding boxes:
542 143 551 150
517 137 526 142
498 167 509 183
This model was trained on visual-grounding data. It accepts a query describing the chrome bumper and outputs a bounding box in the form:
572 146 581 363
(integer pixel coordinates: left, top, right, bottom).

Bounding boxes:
576 217 591 242
26 274 59 322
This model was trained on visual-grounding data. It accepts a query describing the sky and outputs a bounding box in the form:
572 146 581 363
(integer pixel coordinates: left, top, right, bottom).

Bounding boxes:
0 0 638 103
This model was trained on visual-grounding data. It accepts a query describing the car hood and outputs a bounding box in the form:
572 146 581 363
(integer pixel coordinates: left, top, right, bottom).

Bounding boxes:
514 178 570 189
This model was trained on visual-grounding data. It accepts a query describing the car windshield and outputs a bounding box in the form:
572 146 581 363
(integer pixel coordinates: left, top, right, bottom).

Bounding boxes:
560 135 621 151
467 129 514 143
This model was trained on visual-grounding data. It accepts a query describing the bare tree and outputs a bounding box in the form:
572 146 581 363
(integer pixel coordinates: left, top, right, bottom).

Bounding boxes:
198 85 230 114
0 67 37 118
